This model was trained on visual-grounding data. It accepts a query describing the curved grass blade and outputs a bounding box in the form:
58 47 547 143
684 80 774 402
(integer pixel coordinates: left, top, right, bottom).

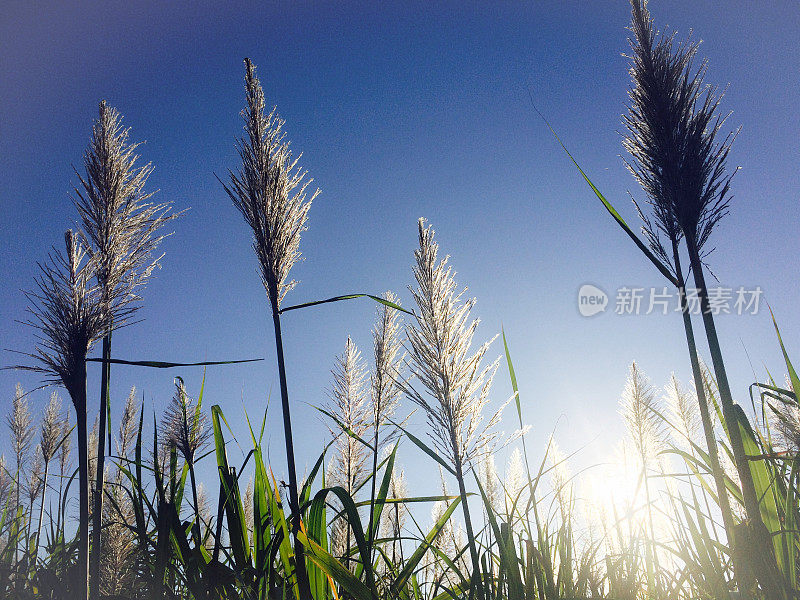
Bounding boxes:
392 421 455 476
87 357 263 368
280 293 413 316
532 102 678 286
390 496 462 595
298 530 373 600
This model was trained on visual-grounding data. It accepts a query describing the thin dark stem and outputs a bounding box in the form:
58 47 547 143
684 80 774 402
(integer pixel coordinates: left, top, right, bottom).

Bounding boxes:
454 457 482 600
34 461 49 559
74 365 90 600
672 239 746 590
270 302 312 599
90 332 111 600
188 463 203 550
366 425 380 567
687 237 783 598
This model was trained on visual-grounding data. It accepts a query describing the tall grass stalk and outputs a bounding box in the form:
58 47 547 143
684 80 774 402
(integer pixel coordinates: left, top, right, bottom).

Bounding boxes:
366 292 403 566
619 362 663 592
71 100 175 598
33 392 62 557
7 383 34 571
221 57 319 599
402 218 503 597
625 2 781 595
622 1 750 590
19 230 105 599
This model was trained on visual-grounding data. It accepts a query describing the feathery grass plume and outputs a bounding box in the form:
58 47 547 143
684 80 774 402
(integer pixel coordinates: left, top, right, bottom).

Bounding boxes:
18 231 104 599
99 389 138 597
20 233 105 395
619 362 662 586
328 337 369 495
480 453 500 516
222 59 319 310
243 478 254 539
162 377 210 549
27 447 44 512
504 447 526 515
370 291 404 440
195 483 215 552
32 392 62 555
56 409 72 536
664 375 700 449
624 0 737 260
426 469 461 586
5 383 34 589
25 447 45 560
162 378 211 467
40 392 62 468
327 337 369 567
72 100 177 600
222 58 319 596
402 218 504 588
73 101 175 324
620 363 663 473
768 376 800 453
549 440 571 516
8 384 34 519
365 292 404 564
381 468 407 566
116 388 138 461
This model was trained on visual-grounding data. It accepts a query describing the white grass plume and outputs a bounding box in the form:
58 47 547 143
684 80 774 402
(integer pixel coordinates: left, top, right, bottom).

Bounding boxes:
619 362 664 472
40 392 63 466
72 101 176 329
402 218 504 470
222 58 320 310
8 383 34 514
370 291 404 443
327 337 370 495
664 374 700 449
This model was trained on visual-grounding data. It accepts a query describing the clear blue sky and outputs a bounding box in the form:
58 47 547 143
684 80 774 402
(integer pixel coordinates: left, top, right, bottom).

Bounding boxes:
1 1 798 501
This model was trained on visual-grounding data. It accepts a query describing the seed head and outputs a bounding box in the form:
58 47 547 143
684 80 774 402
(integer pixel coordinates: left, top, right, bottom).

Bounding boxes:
72 100 176 331
370 291 404 439
327 337 370 495
624 0 737 258
8 384 35 472
223 58 320 310
162 378 211 465
402 219 503 469
619 362 664 470
40 392 63 465
19 231 104 402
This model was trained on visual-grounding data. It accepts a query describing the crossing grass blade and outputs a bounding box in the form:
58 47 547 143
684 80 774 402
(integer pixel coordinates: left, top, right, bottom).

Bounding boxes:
280 293 413 316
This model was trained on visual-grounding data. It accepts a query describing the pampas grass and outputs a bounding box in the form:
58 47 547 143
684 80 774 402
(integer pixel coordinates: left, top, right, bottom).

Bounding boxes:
622 1 747 589
402 217 504 589
327 337 369 565
221 58 320 596
71 100 176 596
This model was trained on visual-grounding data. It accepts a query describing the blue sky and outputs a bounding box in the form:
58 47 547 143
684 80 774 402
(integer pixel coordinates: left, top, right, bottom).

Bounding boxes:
1 1 799 502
